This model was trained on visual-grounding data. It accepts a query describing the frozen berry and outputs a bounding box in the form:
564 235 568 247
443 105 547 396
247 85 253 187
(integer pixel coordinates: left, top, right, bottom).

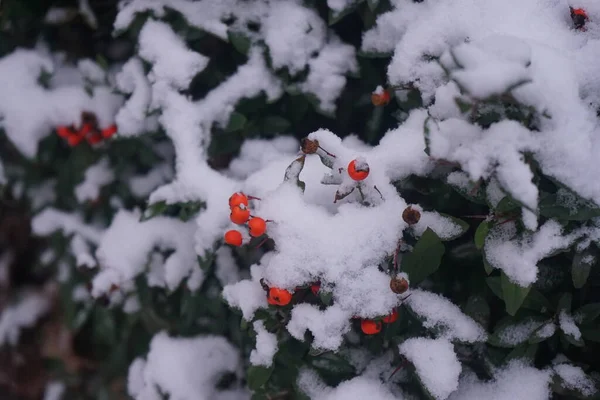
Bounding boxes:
248 217 267 237
402 206 421 225
361 319 382 335
224 230 243 246
230 205 250 224
570 7 589 30
267 287 292 306
347 158 369 181
382 309 398 324
229 192 249 209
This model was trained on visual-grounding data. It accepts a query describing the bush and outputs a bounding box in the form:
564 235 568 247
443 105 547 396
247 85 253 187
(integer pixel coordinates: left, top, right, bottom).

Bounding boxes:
1 0 599 399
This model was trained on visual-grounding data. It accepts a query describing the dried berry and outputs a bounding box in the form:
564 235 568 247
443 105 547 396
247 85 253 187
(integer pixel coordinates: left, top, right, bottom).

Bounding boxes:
390 277 409 294
402 206 421 225
301 138 320 154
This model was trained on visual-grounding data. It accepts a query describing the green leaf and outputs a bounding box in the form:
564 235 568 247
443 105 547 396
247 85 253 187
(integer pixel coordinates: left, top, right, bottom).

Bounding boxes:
247 365 273 391
571 248 595 289
455 97 472 113
581 327 600 343
486 276 503 299
141 201 167 221
539 191 600 221
505 342 538 363
263 116 291 135
560 331 585 348
574 303 600 324
319 291 333 306
482 250 494 275
501 272 531 316
495 196 521 214
227 30 252 55
557 292 572 313
474 220 491 250
367 0 380 11
400 228 445 285
225 112 247 132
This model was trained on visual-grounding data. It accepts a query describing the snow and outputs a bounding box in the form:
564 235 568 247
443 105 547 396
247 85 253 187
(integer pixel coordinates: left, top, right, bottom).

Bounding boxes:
139 19 209 90
127 332 241 400
0 50 122 158
92 209 198 296
496 318 545 346
298 369 400 400
449 360 552 400
75 158 115 203
553 363 596 396
222 277 268 321
227 137 298 180
484 220 581 287
249 321 278 367
214 247 241 287
405 289 487 343
32 208 103 244
43 381 65 400
558 311 582 340
287 303 352 351
399 338 460 400
0 290 50 346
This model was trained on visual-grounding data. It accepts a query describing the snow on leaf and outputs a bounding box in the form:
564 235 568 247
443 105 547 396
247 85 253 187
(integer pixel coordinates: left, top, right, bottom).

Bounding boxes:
406 289 487 343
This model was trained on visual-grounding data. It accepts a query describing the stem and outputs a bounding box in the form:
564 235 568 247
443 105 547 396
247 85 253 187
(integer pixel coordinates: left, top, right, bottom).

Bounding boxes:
462 215 488 219
247 195 261 201
318 145 336 158
255 238 269 249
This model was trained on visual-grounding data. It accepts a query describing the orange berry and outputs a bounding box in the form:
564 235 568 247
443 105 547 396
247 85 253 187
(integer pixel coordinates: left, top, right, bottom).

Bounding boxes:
311 282 320 295
361 319 382 335
67 133 84 147
101 124 118 138
224 230 243 246
267 287 292 306
371 90 390 106
56 126 73 138
230 206 250 224
347 159 369 181
248 217 267 237
382 309 398 324
229 192 249 209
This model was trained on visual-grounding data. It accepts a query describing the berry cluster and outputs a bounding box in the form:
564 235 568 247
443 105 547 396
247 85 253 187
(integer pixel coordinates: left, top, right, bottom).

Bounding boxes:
56 112 117 146
224 192 267 247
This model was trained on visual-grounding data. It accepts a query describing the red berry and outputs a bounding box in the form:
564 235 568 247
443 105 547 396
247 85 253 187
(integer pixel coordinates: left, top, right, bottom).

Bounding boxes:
361 319 382 335
87 133 103 145
267 288 292 306
347 159 369 181
382 309 398 324
67 134 84 147
101 124 118 138
230 206 250 225
229 192 249 209
311 282 320 295
56 126 73 138
371 89 390 106
248 217 267 237
79 123 93 136
224 230 243 246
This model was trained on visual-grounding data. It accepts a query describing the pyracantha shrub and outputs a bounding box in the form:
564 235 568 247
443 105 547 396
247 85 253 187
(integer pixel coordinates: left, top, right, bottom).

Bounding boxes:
1 0 600 399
